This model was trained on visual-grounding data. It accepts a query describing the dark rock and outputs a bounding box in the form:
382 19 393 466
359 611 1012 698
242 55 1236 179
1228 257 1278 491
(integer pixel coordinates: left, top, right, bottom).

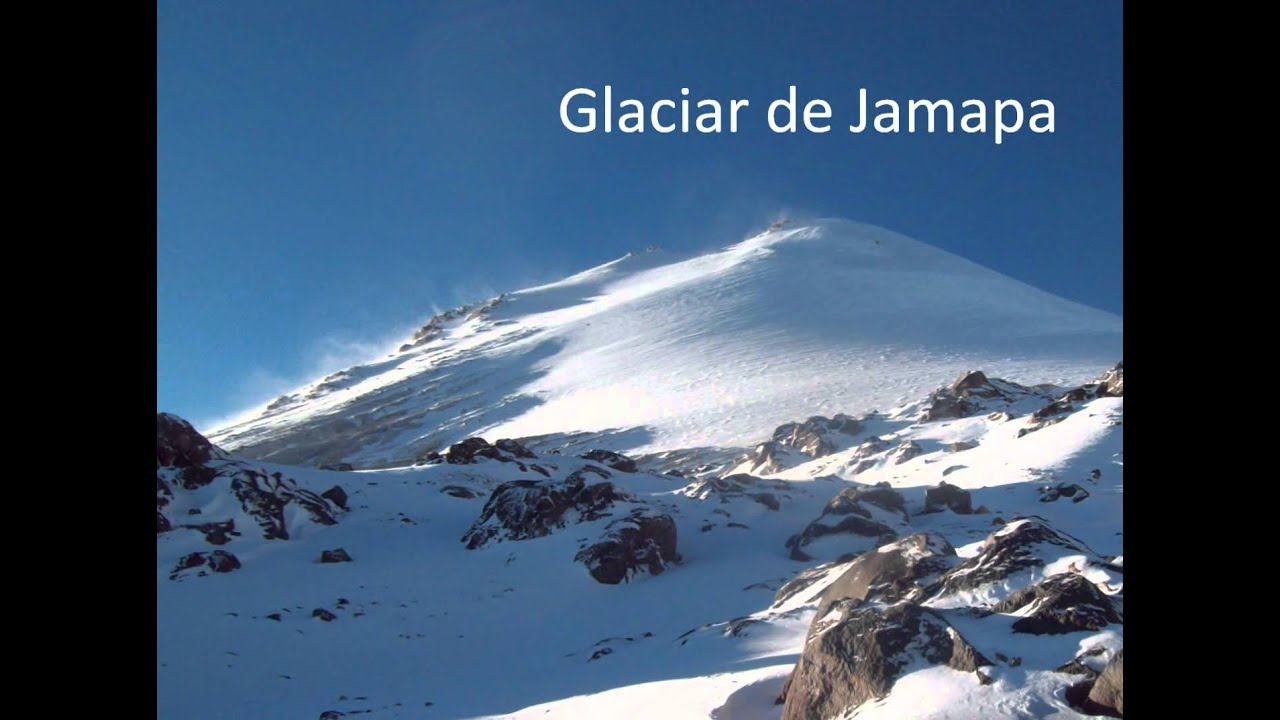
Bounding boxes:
231 468 337 540
312 608 337 622
207 551 241 573
495 438 536 459
158 511 172 533
752 493 781 511
574 510 678 584
1032 400 1074 422
815 533 958 615
157 413 217 469
1090 468 1102 480
319 463 354 471
1084 650 1124 716
779 602 990 720
446 437 505 464
441 485 478 499
1040 483 1091 503
974 505 991 514
924 482 972 514
321 485 348 510
920 392 978 422
320 548 353 564
182 519 236 545
415 451 443 466
947 441 977 453
994 573 1121 634
923 518 1097 601
787 484 906 562
578 449 637 473
170 550 240 578
265 613 282 622
319 712 345 719
461 466 626 549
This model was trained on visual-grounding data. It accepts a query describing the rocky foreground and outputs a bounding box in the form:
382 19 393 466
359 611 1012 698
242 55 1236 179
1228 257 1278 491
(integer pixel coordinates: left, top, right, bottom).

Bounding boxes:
158 364 1123 719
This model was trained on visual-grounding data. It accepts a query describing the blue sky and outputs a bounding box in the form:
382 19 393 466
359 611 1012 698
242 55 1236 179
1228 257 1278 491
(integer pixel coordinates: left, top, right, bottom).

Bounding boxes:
158 0 1122 428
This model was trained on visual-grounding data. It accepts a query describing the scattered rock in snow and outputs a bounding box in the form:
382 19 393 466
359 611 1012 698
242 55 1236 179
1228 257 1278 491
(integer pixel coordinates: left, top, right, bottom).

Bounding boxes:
924 481 973 514
1039 483 1091 503
461 466 627 549
319 463 354 471
170 550 241 580
786 484 906 562
321 486 349 510
320 548 353 564
312 608 337 622
922 517 1102 602
1084 649 1124 716
578 449 638 473
891 440 923 465
495 438 537 459
679 473 788 509
573 509 678 584
778 601 991 720
993 572 1121 634
814 532 958 615
441 485 479 499
947 441 977 453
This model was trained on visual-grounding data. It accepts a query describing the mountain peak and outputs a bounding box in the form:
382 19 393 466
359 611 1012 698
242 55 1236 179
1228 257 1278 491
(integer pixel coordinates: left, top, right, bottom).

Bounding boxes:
210 219 1120 468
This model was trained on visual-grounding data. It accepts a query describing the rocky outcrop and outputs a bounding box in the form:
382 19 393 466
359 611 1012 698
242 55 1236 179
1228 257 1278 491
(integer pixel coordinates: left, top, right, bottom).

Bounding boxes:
1039 483 1090 503
786 484 906 562
1085 650 1124 716
891 440 922 465
924 481 972 514
815 533 958 615
574 510 678 584
578 449 637 473
1099 362 1124 397
157 413 343 544
993 573 1121 634
779 602 990 720
679 474 787 510
923 517 1106 603
169 550 241 580
321 485 348 510
320 548 353 564
441 485 479 499
446 437 539 466
461 466 627 549
742 414 865 474
230 468 337 540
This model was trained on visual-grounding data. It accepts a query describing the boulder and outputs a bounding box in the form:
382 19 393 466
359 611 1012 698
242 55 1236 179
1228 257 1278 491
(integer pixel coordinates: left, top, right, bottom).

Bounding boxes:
446 437 505 464
994 573 1121 634
441 485 478 499
947 441 977 453
320 485 348 510
1085 650 1124 716
924 481 972 514
891 440 922 465
157 412 218 469
312 608 337 622
573 510 678 584
461 466 626 549
578 449 638 473
1039 483 1090 503
779 602 990 720
319 548 353 564
786 484 906 562
495 438 536 459
814 533 958 615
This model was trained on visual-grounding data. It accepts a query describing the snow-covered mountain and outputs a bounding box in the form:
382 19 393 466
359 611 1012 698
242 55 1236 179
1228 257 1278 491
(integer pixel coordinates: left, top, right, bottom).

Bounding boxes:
161 219 1123 719
206 219 1121 469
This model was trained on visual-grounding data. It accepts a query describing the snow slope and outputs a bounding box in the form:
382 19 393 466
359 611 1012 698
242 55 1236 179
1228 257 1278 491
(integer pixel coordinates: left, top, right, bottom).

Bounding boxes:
207 219 1121 469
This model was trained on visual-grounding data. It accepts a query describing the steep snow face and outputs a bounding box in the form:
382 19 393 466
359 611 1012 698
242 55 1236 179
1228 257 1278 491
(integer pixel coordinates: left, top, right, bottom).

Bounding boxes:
209 219 1121 468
